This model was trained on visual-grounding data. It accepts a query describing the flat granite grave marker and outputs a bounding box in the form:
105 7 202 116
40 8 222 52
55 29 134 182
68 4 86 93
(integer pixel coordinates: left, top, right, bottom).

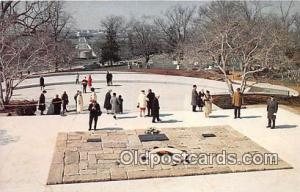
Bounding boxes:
138 133 169 142
202 133 216 138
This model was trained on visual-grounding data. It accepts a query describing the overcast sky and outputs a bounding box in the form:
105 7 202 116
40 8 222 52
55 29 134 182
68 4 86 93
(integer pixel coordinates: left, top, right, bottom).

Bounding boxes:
64 1 300 30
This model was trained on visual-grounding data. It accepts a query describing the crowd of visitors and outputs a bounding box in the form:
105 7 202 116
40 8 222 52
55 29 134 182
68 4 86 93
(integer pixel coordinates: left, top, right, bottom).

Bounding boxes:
191 85 212 117
37 74 280 130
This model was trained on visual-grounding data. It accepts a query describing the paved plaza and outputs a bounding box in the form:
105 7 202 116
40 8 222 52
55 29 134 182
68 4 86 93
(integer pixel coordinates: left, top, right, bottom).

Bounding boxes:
47 126 291 184
0 71 300 192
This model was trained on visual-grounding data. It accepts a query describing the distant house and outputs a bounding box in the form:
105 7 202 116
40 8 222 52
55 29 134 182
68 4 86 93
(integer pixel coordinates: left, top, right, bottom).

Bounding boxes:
75 37 97 59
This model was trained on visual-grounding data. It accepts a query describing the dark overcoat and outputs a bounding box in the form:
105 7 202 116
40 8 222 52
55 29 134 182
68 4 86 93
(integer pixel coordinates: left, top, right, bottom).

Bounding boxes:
40 77 44 87
191 89 198 106
197 91 205 107
62 93 69 108
89 103 101 117
38 94 46 111
152 98 160 116
116 97 123 113
267 98 278 120
52 98 62 115
104 92 112 110
147 92 155 108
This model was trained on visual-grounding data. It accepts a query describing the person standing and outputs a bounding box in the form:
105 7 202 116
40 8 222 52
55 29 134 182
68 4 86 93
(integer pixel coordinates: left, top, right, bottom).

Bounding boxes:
38 90 47 115
104 89 112 114
52 94 62 115
109 72 113 86
152 95 161 123
116 95 123 114
75 72 79 84
88 100 101 131
82 77 88 93
198 89 205 112
74 90 80 110
88 75 92 90
147 89 155 116
266 96 278 129
232 88 243 119
203 90 212 118
137 90 149 117
110 92 118 119
40 75 45 91
90 87 97 103
191 85 198 112
61 91 69 115
76 91 84 113
106 71 111 86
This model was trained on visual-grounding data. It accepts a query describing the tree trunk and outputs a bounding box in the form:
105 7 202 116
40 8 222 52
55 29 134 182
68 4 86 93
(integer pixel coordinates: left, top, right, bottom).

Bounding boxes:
0 82 4 110
4 79 13 105
217 65 234 95
145 55 150 63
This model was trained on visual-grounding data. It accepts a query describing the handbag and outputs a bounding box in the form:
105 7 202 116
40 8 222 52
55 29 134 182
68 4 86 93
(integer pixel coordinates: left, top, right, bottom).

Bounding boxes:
97 110 102 116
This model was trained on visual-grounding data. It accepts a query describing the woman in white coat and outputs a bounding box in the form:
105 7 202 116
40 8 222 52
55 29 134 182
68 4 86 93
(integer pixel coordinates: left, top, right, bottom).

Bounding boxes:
137 90 149 117
77 91 84 113
203 90 212 118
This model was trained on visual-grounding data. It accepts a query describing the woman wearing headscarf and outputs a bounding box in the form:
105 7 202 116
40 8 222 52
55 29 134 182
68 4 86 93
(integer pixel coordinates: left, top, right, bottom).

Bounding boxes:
76 91 84 113
203 90 212 118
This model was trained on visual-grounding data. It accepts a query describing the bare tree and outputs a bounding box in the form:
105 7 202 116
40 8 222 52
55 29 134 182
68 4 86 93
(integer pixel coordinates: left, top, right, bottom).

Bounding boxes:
127 17 161 63
0 1 71 106
193 1 292 94
154 5 196 57
45 1 73 71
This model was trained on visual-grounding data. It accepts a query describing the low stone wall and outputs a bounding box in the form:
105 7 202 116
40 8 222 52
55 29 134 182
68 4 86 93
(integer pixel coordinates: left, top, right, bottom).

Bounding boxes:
212 93 299 109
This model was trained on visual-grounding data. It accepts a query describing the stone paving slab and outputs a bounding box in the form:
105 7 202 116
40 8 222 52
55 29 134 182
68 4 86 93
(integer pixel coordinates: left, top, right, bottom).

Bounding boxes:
47 126 292 185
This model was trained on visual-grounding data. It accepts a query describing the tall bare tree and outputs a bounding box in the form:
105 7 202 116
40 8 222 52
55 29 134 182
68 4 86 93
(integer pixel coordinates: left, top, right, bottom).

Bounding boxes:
0 1 72 106
155 5 196 57
192 1 292 93
127 17 161 63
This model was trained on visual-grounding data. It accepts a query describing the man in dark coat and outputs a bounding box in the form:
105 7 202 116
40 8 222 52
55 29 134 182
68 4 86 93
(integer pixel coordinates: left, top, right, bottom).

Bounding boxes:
88 100 101 131
198 89 205 112
191 85 198 112
106 71 110 86
40 76 45 90
104 90 112 114
106 71 113 86
147 89 155 116
152 95 161 123
52 94 62 115
109 72 113 86
74 90 79 110
267 96 278 129
75 72 79 84
82 77 88 93
38 90 46 115
61 91 69 115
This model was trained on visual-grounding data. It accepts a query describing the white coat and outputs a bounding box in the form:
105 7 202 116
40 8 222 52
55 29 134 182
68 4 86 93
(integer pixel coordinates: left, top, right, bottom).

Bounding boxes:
77 95 84 113
137 93 148 109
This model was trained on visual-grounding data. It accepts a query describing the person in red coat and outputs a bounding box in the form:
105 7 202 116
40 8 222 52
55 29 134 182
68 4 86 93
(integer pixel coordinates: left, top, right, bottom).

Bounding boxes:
88 75 92 89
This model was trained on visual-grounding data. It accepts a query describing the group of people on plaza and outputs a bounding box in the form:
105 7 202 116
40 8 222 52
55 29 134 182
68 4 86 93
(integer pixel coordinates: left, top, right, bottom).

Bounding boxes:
137 89 161 123
191 85 213 118
103 89 124 119
191 85 279 129
37 73 280 130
